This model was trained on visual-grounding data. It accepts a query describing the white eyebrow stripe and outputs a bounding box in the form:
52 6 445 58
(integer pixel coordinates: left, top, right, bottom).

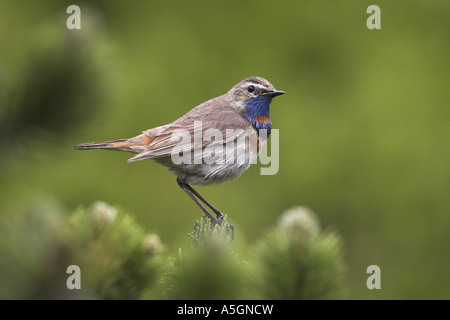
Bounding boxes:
242 83 270 90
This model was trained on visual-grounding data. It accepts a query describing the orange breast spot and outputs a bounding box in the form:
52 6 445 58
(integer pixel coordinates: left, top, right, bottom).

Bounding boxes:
253 115 270 124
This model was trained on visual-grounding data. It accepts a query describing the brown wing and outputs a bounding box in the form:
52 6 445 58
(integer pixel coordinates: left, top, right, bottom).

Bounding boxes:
127 97 250 162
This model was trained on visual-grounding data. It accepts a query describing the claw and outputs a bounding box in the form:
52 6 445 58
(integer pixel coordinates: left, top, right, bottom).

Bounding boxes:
227 223 235 241
209 216 234 241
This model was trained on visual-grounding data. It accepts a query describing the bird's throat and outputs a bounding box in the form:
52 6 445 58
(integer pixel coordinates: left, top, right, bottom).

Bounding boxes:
244 96 273 136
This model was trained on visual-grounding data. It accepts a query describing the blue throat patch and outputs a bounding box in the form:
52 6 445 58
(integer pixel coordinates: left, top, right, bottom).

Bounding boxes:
244 96 273 136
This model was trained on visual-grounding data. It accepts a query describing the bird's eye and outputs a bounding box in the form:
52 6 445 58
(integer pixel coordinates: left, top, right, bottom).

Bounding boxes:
247 85 255 93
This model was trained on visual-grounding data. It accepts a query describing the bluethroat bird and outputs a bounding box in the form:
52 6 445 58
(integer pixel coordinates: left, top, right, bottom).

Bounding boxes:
74 77 285 238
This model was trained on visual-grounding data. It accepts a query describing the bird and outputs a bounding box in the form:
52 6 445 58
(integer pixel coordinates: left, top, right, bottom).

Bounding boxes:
73 76 285 239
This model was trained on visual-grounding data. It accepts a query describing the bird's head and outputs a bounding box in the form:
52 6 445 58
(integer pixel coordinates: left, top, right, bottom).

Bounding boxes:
228 76 285 134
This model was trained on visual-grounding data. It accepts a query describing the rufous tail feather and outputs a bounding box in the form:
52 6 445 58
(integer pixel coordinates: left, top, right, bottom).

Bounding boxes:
73 134 154 153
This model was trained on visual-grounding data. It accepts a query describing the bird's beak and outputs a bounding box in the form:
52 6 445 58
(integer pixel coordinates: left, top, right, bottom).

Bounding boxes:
262 90 285 98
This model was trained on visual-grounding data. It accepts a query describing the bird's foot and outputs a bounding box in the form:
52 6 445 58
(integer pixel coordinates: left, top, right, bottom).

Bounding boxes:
212 215 234 241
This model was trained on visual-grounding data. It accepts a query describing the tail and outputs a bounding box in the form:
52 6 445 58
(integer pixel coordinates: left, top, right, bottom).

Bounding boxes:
73 139 131 150
73 134 154 153
73 140 121 150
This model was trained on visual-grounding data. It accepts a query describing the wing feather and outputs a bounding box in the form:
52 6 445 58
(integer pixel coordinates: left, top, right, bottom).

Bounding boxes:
128 99 250 162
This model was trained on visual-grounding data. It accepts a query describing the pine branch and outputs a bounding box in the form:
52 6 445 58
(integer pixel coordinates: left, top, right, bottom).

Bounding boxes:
0 203 348 299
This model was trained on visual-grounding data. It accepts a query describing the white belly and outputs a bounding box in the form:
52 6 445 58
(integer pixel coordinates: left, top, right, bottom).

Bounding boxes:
158 128 267 185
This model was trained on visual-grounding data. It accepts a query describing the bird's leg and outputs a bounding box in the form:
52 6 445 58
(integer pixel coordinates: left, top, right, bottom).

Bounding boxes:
177 176 217 222
183 184 224 220
177 175 234 239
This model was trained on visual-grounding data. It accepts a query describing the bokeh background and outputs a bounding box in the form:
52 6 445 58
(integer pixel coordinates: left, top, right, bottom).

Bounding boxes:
1 0 449 299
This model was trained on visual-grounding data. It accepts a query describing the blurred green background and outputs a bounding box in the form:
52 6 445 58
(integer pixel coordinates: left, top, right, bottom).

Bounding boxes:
0 0 449 299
